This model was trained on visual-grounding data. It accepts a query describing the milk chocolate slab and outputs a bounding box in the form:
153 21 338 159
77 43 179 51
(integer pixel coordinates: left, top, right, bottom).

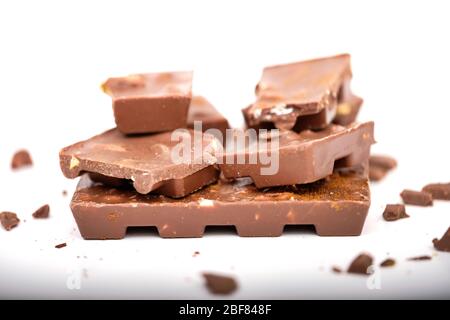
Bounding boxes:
70 169 370 239
60 129 219 197
243 54 356 130
422 183 450 200
188 96 230 140
220 122 374 188
102 71 193 134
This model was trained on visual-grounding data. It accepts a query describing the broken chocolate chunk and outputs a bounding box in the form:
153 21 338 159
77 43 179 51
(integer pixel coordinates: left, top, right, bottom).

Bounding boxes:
380 258 396 267
347 253 373 275
202 273 238 295
0 212 20 231
383 204 409 221
422 183 450 201
11 150 33 170
32 205 50 219
433 227 450 252
55 243 67 249
400 189 433 206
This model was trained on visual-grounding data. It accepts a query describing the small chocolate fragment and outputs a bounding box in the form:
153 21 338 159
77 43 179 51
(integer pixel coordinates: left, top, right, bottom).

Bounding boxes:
407 255 432 261
32 204 50 219
188 96 230 141
59 129 219 197
332 266 342 273
0 212 20 231
70 170 370 239
62 190 68 196
102 71 193 134
202 273 238 295
433 227 450 252
380 258 396 267
244 54 356 130
383 204 409 221
368 155 397 182
11 150 33 170
422 183 450 200
55 243 67 249
347 253 373 275
193 251 200 257
400 189 433 206
220 122 374 188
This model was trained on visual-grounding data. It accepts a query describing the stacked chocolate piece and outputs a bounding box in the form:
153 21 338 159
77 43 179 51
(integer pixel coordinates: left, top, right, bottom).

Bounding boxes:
60 54 375 239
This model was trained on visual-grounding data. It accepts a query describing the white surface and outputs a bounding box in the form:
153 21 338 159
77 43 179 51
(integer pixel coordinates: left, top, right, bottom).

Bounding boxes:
0 0 450 299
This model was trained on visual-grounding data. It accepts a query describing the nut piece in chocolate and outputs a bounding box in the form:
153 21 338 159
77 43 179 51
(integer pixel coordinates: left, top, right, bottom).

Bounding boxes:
102 71 193 134
383 204 409 221
59 129 219 197
32 204 50 219
422 183 450 200
202 273 238 295
0 212 20 231
433 227 450 252
70 169 370 239
400 189 433 206
347 253 373 275
220 122 374 188
243 54 359 130
11 149 33 170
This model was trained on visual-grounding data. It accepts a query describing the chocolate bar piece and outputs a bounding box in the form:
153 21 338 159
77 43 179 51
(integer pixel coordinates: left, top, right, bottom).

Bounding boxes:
70 169 370 239
347 253 373 275
102 71 193 134
243 54 358 130
60 129 219 197
422 183 450 200
219 122 374 188
400 189 433 206
382 204 409 221
0 212 20 231
187 96 230 140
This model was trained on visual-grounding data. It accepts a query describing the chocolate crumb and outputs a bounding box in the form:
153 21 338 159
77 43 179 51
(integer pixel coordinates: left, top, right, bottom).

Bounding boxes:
422 183 450 200
347 253 373 275
55 243 67 249
407 255 432 261
11 150 33 170
383 204 409 221
400 189 433 206
62 190 68 196
32 204 50 219
193 251 200 257
369 155 397 182
332 266 342 273
432 227 450 252
0 212 20 231
380 258 396 267
202 273 238 295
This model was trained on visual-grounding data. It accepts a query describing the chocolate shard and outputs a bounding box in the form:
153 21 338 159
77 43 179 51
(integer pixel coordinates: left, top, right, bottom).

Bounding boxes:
102 71 193 134
347 253 374 275
400 189 433 206
243 54 358 131
59 129 219 197
433 227 450 252
202 273 238 295
55 243 67 249
407 255 432 261
0 212 20 231
220 122 374 188
332 266 342 273
382 204 409 221
380 258 396 267
32 204 50 219
368 155 397 182
70 169 370 240
11 150 33 170
422 183 450 200
187 96 230 141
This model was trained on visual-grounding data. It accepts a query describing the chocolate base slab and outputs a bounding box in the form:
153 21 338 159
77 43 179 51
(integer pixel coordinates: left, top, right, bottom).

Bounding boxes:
102 72 193 134
188 96 230 140
220 122 374 188
70 169 370 239
60 129 219 196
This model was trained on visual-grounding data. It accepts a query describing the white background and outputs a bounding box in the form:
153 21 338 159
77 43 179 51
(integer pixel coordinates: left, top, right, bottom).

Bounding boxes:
0 0 449 299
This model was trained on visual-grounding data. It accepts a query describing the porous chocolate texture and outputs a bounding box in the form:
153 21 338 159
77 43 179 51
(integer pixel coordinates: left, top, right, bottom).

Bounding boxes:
70 169 370 240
